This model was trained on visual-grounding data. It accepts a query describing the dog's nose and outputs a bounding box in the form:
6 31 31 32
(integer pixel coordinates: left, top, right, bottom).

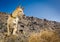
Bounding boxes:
23 14 25 16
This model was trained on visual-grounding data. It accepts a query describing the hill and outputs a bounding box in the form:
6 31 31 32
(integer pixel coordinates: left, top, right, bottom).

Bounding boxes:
0 12 60 42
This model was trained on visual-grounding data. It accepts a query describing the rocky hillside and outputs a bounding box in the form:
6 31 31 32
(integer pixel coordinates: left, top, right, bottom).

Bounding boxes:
0 12 60 42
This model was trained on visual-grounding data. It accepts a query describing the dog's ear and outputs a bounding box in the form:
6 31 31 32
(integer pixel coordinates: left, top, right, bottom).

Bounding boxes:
22 7 24 10
16 6 20 9
16 5 24 10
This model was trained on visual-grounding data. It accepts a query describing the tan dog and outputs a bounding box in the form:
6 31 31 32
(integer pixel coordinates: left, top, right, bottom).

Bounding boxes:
7 6 24 36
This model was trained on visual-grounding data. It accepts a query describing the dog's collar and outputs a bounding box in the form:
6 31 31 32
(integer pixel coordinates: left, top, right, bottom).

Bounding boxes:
10 14 16 18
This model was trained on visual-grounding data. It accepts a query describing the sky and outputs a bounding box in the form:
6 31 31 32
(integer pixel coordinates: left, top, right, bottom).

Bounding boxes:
0 0 60 22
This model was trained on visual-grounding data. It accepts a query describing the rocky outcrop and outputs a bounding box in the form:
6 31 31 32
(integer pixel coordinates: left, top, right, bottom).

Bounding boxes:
0 12 60 42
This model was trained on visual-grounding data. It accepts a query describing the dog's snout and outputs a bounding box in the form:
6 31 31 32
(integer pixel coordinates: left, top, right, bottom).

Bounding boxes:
23 14 25 16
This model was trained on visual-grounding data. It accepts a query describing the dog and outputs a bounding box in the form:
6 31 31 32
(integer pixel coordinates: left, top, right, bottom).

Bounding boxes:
7 6 24 36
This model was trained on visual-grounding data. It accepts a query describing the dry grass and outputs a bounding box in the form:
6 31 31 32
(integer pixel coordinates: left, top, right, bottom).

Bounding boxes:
29 29 60 42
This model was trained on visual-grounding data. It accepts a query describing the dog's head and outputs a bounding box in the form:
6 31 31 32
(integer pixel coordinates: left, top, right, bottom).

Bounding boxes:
16 6 24 17
12 6 24 17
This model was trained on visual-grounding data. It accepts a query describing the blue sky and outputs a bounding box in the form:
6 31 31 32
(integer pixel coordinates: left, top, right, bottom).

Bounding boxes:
0 0 60 22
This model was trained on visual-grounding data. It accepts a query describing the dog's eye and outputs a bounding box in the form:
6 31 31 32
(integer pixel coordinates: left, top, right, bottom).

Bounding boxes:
20 11 22 12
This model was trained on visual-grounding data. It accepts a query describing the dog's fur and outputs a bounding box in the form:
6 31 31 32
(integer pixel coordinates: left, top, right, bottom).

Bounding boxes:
7 6 24 36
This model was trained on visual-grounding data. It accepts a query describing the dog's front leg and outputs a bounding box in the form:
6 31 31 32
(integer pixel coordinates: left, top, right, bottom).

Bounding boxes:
13 25 18 36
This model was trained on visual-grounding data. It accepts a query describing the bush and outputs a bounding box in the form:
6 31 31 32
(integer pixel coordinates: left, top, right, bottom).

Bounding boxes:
29 29 60 42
